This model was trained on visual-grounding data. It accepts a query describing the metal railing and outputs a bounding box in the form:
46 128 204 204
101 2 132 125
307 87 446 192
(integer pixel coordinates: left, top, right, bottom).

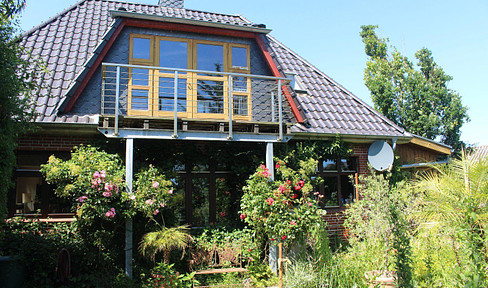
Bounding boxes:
101 63 290 140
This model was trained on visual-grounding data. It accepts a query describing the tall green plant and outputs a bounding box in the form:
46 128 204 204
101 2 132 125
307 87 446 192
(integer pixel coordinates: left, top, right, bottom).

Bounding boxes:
416 152 488 286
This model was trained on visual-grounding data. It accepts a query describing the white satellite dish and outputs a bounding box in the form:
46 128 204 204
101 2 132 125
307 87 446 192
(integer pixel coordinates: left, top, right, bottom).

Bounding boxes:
368 140 394 171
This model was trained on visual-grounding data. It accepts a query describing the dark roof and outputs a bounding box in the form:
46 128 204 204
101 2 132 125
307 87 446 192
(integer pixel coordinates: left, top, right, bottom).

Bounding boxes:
20 0 408 138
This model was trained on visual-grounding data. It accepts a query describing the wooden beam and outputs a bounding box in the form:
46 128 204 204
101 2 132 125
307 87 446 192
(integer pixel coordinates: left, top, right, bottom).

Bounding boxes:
64 20 126 112
410 137 452 155
255 34 304 123
125 18 257 39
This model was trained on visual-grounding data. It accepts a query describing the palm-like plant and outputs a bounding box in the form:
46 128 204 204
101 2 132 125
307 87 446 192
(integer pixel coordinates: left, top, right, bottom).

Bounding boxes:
416 150 488 285
140 224 192 263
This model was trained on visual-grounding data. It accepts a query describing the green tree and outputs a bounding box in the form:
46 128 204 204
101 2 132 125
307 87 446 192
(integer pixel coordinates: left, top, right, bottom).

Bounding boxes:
0 0 39 220
360 25 468 151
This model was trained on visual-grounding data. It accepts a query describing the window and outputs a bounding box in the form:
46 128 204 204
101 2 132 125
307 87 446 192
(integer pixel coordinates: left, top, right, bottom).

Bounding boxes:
316 158 358 208
128 34 251 120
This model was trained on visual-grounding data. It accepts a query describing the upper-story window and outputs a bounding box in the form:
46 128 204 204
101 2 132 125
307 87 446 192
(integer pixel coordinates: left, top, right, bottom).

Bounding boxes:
128 34 251 120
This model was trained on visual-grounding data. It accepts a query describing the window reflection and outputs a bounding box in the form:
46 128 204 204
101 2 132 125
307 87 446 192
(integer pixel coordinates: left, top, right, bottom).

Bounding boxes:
132 68 149 86
197 80 224 114
197 43 224 72
158 77 187 112
159 40 188 70
131 89 149 110
132 38 150 60
232 47 248 68
323 159 337 171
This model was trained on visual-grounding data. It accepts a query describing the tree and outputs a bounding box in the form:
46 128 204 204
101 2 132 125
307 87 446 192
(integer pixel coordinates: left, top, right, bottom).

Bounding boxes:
360 25 468 151
0 0 39 220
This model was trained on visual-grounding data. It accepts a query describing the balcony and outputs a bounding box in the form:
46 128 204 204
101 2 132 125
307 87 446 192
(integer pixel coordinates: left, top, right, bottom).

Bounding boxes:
100 63 291 142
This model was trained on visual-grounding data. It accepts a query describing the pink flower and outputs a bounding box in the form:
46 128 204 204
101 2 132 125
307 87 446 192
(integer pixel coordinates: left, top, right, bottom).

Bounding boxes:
105 208 116 218
290 220 296 225
314 191 320 196
168 189 173 195
225 191 231 195
307 202 313 207
275 163 280 169
266 198 275 205
281 235 287 240
220 212 226 217
105 183 113 192
78 195 88 203
294 185 301 191
299 180 305 186
278 185 286 193
153 209 159 215
145 199 154 205
152 181 159 188
102 191 112 197
160 203 165 208
240 214 247 220
318 194 324 199
292 194 298 199
130 195 136 200
260 164 266 169
100 170 106 179
93 171 100 179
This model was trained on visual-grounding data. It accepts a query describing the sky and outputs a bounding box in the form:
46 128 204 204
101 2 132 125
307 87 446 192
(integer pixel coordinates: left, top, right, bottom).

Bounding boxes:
18 0 488 146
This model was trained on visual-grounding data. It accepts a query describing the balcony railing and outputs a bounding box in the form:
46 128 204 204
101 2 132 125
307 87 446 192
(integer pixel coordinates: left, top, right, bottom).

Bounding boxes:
101 63 290 140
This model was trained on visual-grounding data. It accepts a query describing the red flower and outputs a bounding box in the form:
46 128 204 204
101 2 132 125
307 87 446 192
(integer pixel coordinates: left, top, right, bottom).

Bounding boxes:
292 194 298 199
299 180 305 186
240 214 247 220
220 212 226 217
270 238 275 241
278 185 286 193
281 235 287 240
286 179 291 185
266 198 275 205
294 185 302 191
275 163 280 169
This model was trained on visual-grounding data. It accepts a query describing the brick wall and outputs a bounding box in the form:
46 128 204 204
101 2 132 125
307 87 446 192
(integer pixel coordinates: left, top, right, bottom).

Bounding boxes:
16 135 90 151
352 143 369 175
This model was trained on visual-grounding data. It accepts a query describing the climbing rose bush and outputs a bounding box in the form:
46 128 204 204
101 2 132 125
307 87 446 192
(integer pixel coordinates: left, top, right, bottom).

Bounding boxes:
240 159 325 245
41 146 174 221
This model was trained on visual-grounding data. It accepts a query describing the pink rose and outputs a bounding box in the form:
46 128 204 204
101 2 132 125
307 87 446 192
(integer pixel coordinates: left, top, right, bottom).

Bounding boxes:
105 183 113 192
168 189 173 195
275 163 280 169
286 179 291 185
294 184 301 191
278 185 286 193
290 220 296 225
292 194 298 199
307 202 313 207
240 214 246 220
281 235 287 240
105 208 116 218
318 194 324 199
220 212 226 217
153 209 159 215
78 195 88 203
93 171 100 179
314 191 320 196
152 181 159 188
102 191 112 197
145 199 154 205
100 170 106 179
130 195 136 200
266 198 275 205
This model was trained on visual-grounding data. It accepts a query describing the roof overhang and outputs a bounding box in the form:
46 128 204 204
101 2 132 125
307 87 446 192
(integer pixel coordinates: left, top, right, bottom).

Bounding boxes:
110 10 272 34
409 135 452 155
288 131 412 144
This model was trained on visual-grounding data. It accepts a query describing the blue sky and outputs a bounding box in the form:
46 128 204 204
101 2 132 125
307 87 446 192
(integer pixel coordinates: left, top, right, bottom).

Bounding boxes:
18 0 488 146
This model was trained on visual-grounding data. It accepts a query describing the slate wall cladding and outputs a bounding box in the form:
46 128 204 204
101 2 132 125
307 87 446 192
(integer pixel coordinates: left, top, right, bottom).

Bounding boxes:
70 26 291 123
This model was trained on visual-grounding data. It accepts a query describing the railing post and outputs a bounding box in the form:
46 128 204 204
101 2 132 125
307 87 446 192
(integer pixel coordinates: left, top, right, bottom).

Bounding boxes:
228 75 233 140
271 91 276 122
114 65 120 136
278 79 283 141
173 71 178 138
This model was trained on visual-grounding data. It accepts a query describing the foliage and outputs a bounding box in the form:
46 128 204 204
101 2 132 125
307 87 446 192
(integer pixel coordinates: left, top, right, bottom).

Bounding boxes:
415 151 488 286
139 225 192 263
245 261 278 287
0 0 40 221
147 262 195 288
240 160 325 247
0 217 119 287
360 25 468 150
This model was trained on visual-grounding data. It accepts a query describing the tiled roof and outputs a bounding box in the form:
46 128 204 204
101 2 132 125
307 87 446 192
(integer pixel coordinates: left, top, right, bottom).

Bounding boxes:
20 0 408 138
471 145 488 162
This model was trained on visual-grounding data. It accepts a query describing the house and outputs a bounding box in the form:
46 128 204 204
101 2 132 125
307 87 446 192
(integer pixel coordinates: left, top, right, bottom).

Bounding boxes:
11 0 450 265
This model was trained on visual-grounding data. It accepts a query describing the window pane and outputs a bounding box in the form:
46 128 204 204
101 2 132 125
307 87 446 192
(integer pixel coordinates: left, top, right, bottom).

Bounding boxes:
323 159 337 171
232 47 248 68
322 177 339 207
340 158 357 172
197 43 224 72
132 38 150 60
233 95 248 116
340 175 355 205
197 80 224 114
192 177 209 227
131 89 149 110
16 177 42 213
132 68 149 86
216 177 231 224
158 77 187 112
232 76 248 92
159 40 188 70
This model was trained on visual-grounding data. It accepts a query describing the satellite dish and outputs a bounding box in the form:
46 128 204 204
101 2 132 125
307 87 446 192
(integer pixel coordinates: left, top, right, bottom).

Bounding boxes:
368 140 394 171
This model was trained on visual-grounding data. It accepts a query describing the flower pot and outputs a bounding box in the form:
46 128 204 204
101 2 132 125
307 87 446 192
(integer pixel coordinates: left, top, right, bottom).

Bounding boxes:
365 270 396 288
0 256 24 288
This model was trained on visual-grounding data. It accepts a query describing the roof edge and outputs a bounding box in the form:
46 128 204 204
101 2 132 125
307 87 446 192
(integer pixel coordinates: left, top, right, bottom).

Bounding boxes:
110 10 272 34
409 135 452 155
289 131 413 144
266 35 407 136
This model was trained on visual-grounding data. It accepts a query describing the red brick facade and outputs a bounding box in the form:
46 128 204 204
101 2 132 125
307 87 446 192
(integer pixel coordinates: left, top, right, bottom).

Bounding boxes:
16 135 91 151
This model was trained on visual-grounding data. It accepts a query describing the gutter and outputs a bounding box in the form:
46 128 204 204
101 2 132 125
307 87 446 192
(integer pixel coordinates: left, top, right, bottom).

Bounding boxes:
288 131 413 144
109 10 272 34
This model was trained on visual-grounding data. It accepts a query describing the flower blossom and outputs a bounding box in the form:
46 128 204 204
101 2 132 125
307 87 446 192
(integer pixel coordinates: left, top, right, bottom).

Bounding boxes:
292 194 298 199
102 191 112 198
294 184 302 191
152 181 159 188
78 195 88 203
105 208 116 218
266 197 275 205
240 214 247 220
93 171 100 178
314 191 320 196
168 189 173 195
130 195 136 200
100 170 106 179
105 182 114 192
153 209 159 215
278 185 286 193
220 212 226 217
145 199 154 205
281 235 287 240
290 220 296 225
275 163 280 169
286 179 291 185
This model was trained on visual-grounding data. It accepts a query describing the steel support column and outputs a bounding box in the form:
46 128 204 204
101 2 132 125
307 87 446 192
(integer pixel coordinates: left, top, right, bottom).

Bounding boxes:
266 142 278 273
125 138 134 278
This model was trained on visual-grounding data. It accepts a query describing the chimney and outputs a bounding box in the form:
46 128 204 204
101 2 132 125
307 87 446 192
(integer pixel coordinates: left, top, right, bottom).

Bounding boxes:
158 0 184 9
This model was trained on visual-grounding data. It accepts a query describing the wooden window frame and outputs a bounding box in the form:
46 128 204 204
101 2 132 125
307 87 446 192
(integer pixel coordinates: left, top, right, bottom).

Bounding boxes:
128 34 252 121
317 157 359 209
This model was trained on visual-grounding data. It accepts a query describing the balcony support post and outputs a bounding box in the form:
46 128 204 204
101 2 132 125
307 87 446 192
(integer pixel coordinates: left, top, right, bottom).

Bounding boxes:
278 80 283 141
228 75 233 140
114 66 121 136
125 138 134 279
173 71 179 138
